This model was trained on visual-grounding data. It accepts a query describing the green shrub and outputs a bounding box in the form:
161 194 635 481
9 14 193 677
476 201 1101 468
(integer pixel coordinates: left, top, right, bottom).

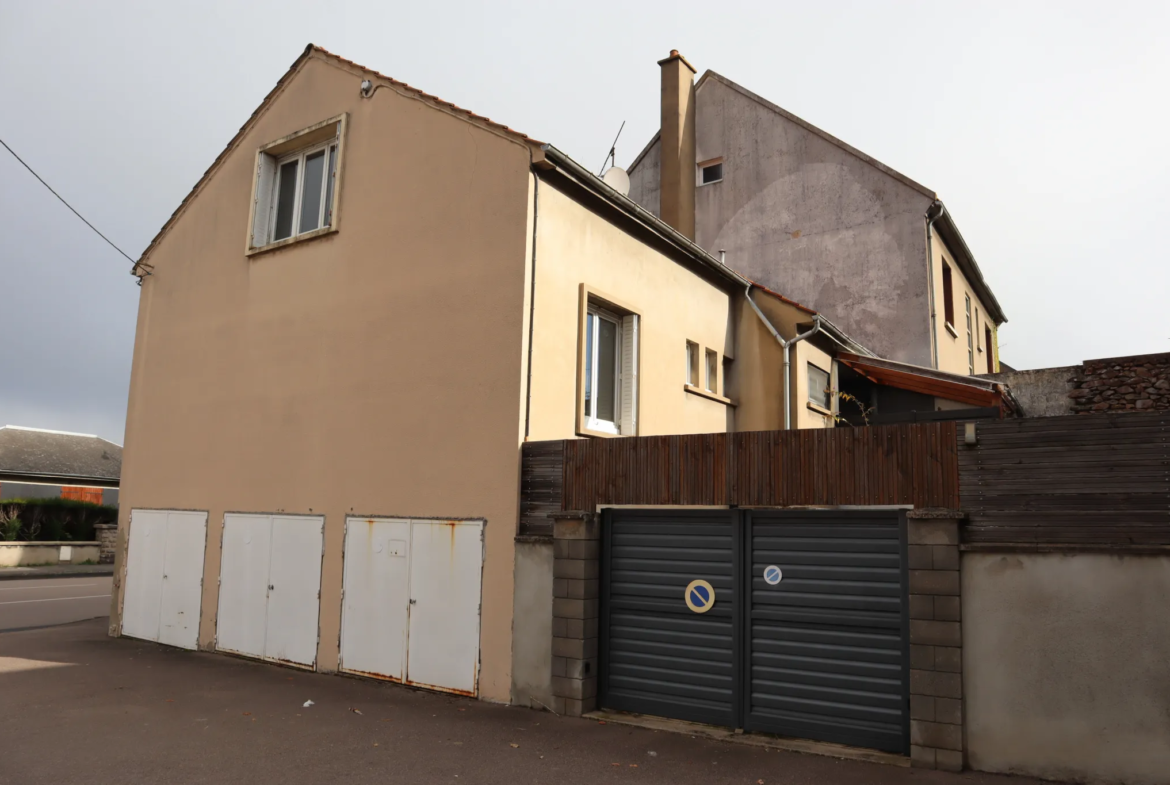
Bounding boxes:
0 498 116 542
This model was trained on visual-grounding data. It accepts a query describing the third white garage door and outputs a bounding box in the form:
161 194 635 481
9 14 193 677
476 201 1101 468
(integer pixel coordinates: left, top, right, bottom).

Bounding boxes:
340 518 484 695
216 514 324 668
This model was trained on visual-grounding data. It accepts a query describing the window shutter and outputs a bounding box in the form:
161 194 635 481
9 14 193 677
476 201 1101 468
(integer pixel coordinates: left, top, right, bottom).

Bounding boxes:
252 153 277 248
620 314 639 435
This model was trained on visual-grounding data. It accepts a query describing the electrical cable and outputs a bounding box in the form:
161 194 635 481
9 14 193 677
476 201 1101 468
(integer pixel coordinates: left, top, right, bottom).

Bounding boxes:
0 136 138 266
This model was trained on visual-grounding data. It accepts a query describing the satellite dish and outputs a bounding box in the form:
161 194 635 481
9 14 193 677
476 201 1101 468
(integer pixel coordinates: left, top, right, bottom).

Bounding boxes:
602 166 630 196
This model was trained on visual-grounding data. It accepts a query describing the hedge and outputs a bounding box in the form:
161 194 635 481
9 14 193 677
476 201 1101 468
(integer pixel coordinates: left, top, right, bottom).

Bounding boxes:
0 498 117 542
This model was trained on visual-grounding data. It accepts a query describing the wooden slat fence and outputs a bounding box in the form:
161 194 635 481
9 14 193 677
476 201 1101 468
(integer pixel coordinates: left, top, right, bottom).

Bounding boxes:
518 422 960 536
959 412 1170 545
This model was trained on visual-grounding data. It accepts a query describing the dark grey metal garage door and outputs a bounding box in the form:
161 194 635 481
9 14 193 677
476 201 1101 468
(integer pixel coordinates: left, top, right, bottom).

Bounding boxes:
599 508 907 755
744 510 908 753
598 509 740 727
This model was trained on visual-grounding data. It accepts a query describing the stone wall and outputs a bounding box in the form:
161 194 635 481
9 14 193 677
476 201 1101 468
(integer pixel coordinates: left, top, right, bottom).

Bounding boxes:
94 523 118 564
1070 351 1170 413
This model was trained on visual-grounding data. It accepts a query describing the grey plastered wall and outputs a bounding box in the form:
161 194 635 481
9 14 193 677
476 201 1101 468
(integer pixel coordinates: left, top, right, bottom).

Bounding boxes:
963 551 1170 785
980 366 1076 417
511 537 555 708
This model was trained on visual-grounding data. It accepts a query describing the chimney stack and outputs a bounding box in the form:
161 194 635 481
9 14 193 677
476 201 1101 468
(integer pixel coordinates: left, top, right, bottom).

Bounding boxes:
658 49 697 240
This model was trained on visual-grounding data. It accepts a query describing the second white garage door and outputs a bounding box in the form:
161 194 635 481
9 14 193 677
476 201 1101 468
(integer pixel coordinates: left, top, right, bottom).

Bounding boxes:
216 514 324 668
340 518 484 695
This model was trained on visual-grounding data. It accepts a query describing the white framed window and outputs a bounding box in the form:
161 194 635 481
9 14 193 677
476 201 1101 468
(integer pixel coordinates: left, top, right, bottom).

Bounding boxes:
705 349 718 393
686 342 693 384
698 158 723 185
271 142 338 242
247 115 346 254
583 303 639 436
808 363 831 409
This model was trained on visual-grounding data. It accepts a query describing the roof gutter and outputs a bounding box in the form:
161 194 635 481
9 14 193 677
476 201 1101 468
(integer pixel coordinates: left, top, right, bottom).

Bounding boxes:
539 145 747 289
0 471 120 488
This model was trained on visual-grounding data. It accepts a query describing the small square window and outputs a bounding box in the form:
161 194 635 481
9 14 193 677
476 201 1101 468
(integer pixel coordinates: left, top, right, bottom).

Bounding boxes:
705 349 718 393
808 363 831 410
700 161 723 185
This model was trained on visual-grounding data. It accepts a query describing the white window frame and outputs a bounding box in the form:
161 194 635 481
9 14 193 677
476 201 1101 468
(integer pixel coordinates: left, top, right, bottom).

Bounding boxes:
270 141 338 243
698 157 724 186
584 304 623 435
246 114 347 256
807 362 831 409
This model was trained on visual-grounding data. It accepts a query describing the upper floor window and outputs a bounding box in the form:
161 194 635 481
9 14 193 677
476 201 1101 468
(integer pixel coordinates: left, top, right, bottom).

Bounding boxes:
247 115 347 255
705 349 718 393
942 262 956 328
686 341 700 386
699 159 723 185
582 298 639 436
985 325 995 373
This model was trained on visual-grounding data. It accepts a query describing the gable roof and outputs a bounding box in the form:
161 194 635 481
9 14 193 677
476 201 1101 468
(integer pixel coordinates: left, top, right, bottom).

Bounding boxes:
0 426 122 485
133 44 541 275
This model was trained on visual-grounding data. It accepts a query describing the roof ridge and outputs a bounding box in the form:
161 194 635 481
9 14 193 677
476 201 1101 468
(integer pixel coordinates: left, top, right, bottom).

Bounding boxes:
696 70 936 200
2 425 99 438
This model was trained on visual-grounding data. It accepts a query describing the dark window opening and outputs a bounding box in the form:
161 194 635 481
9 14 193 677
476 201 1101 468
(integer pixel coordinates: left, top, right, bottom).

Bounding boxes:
701 162 723 184
985 326 994 373
942 263 955 327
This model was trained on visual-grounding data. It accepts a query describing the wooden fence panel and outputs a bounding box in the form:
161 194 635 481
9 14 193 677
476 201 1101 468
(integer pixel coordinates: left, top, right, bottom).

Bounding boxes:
959 412 1170 545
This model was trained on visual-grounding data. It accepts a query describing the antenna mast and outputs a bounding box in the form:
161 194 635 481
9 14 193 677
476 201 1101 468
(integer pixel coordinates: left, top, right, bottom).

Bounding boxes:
598 120 626 175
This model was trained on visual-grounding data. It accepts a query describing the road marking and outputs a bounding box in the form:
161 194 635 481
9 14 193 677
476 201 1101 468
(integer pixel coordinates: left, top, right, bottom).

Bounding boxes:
0 594 111 605
0 582 105 592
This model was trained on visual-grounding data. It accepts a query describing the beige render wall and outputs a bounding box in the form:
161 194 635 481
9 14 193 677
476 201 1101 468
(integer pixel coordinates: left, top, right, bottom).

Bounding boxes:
792 341 835 429
963 551 1170 784
525 179 735 441
932 229 997 376
112 52 533 702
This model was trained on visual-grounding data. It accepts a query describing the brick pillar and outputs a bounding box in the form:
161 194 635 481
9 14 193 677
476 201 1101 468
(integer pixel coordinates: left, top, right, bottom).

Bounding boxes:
906 508 965 772
94 524 118 565
549 511 599 717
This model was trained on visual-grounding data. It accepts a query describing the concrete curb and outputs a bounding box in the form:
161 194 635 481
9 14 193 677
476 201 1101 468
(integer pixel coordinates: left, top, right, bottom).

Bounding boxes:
0 565 114 581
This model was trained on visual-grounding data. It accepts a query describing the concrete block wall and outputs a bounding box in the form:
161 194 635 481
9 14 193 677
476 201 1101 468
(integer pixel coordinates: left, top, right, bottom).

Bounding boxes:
550 512 599 717
906 509 965 772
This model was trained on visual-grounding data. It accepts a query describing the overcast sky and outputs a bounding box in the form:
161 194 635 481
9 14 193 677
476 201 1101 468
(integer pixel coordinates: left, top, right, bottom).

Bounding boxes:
2 0 1167 443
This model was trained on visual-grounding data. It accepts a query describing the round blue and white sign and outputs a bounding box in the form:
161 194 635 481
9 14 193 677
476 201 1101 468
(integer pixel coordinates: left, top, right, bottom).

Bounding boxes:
763 565 783 585
684 579 716 613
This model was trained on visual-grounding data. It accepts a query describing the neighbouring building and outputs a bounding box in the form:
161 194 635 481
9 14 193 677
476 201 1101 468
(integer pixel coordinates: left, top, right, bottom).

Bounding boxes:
109 44 1019 717
627 51 1007 377
0 425 121 506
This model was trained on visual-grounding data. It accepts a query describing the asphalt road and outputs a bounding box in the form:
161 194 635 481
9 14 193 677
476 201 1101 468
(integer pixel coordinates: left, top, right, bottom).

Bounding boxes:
0 618 1062 785
0 576 112 631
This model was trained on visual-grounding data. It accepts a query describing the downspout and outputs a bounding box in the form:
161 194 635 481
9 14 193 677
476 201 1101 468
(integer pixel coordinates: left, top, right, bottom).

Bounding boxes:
745 283 822 430
925 200 945 369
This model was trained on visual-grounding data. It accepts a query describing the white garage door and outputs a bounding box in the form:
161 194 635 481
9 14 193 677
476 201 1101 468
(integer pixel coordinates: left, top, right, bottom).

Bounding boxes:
122 509 207 650
339 518 411 681
339 518 483 695
216 514 324 668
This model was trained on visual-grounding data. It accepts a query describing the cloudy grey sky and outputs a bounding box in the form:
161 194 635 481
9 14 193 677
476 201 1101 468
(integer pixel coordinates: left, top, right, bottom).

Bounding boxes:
2 0 1167 443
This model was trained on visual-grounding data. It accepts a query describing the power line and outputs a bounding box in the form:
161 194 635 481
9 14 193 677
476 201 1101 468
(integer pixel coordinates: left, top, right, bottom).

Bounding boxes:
0 136 138 265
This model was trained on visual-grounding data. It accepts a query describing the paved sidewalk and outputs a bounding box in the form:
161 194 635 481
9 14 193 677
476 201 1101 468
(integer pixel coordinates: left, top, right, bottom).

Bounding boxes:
0 564 114 581
0 619 1061 785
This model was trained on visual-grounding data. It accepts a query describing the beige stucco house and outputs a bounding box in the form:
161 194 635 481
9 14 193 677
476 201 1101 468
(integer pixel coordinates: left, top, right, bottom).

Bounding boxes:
110 45 1014 705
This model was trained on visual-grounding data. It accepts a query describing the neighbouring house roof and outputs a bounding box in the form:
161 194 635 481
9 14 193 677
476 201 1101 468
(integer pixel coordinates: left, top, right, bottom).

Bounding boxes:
837 354 1020 413
627 69 1007 325
133 44 542 275
0 426 122 486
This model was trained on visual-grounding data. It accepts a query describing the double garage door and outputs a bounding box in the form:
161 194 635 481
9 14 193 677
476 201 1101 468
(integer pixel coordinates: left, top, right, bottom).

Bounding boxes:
121 510 484 696
600 508 909 754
